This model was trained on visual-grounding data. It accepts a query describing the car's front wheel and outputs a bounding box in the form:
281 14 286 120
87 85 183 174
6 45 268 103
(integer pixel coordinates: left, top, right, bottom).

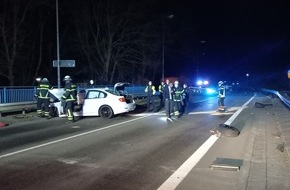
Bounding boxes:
99 105 114 118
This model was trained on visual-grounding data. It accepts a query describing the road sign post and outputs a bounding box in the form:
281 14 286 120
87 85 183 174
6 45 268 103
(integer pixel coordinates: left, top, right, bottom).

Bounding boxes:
53 60 75 88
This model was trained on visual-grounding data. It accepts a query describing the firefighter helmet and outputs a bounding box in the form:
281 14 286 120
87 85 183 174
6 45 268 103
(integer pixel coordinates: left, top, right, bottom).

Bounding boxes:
42 78 49 82
63 75 72 81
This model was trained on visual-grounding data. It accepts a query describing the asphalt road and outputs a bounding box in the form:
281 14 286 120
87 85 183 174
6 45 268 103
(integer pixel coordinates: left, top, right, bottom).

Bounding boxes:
0 93 257 190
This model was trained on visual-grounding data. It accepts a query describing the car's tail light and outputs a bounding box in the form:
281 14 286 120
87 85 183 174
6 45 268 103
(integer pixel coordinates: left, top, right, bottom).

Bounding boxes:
118 97 126 102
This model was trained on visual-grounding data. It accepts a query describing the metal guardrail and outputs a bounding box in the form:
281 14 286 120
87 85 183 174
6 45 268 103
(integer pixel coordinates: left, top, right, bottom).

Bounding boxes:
0 85 214 116
0 101 36 116
262 88 290 108
0 85 147 116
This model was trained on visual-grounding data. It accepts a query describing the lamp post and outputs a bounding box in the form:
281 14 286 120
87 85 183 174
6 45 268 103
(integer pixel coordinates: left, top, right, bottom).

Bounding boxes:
56 0 60 88
162 15 174 82
162 22 165 82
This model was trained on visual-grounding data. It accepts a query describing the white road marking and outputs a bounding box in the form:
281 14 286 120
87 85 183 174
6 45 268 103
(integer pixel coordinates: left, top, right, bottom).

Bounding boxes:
0 114 155 159
157 95 255 190
131 106 242 117
210 112 234 116
0 96 255 189
157 135 219 190
58 158 78 165
188 110 216 115
128 113 165 116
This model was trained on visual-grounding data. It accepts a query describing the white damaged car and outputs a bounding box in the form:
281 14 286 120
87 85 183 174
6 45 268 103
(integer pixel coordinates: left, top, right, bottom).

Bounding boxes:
49 82 136 119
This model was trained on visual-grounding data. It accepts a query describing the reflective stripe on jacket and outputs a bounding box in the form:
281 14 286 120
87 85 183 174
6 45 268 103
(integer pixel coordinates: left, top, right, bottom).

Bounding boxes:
173 87 184 101
145 85 156 96
35 82 53 99
62 83 77 102
158 85 163 92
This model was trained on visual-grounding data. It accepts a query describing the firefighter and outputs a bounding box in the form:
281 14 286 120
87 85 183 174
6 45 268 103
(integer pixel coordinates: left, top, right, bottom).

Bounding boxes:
145 81 156 111
182 83 189 114
163 79 173 119
35 78 53 119
172 80 184 117
158 81 165 107
218 81 226 111
61 75 77 122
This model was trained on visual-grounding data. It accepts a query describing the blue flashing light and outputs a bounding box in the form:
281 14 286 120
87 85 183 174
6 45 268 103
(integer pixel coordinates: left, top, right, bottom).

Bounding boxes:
197 80 203 86
206 88 216 95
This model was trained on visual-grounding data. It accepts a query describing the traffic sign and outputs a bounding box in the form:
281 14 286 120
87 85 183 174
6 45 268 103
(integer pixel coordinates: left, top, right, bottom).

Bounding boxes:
53 60 75 67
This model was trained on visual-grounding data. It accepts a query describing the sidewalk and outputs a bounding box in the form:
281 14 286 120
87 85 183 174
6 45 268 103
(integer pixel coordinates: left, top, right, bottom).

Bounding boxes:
176 94 290 190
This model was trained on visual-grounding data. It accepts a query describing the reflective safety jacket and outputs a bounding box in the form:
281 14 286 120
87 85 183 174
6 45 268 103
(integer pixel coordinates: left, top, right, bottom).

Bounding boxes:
218 85 226 98
145 85 156 96
172 86 184 101
62 82 77 102
158 84 163 93
35 82 53 99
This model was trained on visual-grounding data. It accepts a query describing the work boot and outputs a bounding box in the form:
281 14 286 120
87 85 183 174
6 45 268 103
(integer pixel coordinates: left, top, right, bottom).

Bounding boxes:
46 115 53 120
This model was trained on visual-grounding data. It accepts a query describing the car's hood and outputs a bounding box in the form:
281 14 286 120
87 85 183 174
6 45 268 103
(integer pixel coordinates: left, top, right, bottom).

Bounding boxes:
49 88 65 100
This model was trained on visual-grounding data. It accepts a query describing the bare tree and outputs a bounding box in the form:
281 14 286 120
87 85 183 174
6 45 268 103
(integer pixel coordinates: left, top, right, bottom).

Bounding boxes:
72 0 162 84
0 0 35 86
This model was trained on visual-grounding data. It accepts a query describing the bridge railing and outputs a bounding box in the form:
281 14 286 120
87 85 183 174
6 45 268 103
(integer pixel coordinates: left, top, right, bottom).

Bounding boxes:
0 85 147 116
0 85 147 104
261 88 290 108
0 87 37 104
0 85 217 104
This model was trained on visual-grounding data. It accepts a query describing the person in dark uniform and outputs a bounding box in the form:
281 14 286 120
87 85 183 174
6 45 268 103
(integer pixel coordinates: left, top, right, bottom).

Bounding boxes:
182 83 190 114
163 79 173 119
35 78 53 119
144 81 156 111
61 75 77 122
158 81 165 107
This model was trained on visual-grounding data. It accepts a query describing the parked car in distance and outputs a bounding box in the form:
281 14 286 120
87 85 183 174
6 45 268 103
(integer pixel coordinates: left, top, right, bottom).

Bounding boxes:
49 82 136 119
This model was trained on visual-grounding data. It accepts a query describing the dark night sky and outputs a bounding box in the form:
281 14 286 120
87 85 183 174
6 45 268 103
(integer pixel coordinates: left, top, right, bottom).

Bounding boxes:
158 0 290 87
2 0 289 88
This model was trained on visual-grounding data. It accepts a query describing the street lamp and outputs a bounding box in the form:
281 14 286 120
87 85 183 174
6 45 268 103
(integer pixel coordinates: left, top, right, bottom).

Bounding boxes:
246 73 250 87
56 0 61 88
162 23 165 81
162 14 174 81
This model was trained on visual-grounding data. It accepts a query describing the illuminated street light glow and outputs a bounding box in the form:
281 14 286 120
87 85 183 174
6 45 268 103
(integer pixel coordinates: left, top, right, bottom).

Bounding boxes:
36 77 42 82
